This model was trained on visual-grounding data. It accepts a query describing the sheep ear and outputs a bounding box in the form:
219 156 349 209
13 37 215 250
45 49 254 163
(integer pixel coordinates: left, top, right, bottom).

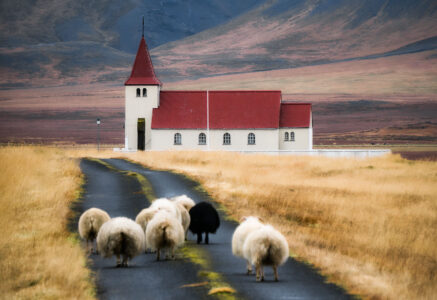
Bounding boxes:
258 217 264 223
239 216 247 222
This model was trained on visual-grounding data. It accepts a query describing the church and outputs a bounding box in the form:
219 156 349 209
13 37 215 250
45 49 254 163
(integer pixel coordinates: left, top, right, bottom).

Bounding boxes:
124 34 313 151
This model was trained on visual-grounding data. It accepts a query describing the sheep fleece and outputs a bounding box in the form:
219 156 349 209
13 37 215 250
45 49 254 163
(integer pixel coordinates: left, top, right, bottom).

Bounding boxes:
145 212 184 251
232 217 264 258
78 207 110 241
243 225 289 267
97 217 145 259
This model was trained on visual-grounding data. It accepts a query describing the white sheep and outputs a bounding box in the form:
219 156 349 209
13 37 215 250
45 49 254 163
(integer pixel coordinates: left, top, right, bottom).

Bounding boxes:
96 217 145 267
171 194 196 211
243 224 289 282
135 207 159 252
231 216 264 274
150 198 182 223
135 207 159 232
145 211 184 261
78 207 110 253
175 202 190 240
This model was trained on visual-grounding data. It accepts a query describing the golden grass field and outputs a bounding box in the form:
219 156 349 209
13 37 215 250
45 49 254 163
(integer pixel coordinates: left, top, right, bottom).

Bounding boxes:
0 146 94 299
2 146 436 299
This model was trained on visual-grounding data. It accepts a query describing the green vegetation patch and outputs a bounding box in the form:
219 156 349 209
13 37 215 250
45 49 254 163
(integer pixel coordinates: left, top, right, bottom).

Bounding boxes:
87 158 156 201
180 244 238 299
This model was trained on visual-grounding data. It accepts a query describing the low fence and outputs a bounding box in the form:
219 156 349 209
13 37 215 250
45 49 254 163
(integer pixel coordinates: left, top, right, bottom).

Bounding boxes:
115 147 391 158
238 149 392 158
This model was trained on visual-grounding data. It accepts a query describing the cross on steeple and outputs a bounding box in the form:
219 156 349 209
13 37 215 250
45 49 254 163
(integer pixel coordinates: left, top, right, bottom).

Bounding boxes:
142 15 144 37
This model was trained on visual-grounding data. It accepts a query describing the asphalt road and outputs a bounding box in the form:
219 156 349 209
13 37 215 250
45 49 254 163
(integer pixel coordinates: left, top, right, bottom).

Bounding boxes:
73 158 353 300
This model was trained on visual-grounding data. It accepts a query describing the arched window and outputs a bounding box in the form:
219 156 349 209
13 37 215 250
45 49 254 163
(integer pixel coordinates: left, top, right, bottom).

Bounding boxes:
142 88 147 97
198 133 206 145
136 88 141 97
284 132 289 141
223 133 231 145
290 132 295 141
248 133 255 145
174 133 182 145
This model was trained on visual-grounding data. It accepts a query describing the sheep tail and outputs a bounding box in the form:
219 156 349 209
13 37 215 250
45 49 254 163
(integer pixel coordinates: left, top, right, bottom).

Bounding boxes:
120 232 127 254
162 224 168 241
259 240 274 265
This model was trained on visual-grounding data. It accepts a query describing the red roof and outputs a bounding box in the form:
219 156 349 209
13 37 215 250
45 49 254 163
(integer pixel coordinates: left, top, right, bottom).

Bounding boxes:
152 91 207 129
209 91 281 129
280 103 312 128
152 91 282 129
125 37 161 86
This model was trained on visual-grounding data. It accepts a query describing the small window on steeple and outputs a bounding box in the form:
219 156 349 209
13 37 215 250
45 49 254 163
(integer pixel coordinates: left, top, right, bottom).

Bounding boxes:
143 88 147 97
136 88 141 97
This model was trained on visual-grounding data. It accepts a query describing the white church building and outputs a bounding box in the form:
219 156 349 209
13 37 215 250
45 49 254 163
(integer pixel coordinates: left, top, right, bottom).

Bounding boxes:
124 35 313 151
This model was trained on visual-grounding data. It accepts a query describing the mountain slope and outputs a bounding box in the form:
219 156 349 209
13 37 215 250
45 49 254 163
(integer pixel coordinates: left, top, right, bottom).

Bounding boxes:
153 0 437 81
0 0 436 87
0 0 264 88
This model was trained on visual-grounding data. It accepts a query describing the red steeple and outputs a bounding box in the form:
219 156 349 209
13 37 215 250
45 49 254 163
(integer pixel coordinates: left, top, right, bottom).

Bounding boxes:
125 36 161 86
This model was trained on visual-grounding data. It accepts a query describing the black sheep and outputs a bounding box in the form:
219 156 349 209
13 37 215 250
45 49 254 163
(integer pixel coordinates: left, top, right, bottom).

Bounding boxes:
189 202 220 244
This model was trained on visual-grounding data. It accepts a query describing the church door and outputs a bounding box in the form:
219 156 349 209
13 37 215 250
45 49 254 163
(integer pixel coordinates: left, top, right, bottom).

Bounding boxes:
137 118 145 150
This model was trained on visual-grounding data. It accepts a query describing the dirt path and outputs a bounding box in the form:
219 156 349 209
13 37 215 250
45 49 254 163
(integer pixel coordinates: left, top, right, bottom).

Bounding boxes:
74 158 352 299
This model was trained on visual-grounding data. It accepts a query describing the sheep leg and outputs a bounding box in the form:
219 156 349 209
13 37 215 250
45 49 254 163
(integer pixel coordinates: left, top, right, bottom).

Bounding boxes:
205 232 209 244
116 255 121 267
255 264 262 282
246 260 253 275
261 266 265 282
171 247 175 260
273 265 279 282
197 233 202 244
156 249 160 261
122 255 128 267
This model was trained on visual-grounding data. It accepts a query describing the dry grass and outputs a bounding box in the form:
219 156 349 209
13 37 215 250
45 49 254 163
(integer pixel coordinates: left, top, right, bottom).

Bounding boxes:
110 150 436 300
0 146 94 299
24 146 437 299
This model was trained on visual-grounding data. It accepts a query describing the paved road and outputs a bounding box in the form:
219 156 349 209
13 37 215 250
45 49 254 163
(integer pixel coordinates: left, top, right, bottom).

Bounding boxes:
73 158 353 300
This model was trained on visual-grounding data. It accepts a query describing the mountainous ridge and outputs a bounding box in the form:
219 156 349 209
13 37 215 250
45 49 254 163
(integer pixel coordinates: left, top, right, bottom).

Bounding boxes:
0 0 436 88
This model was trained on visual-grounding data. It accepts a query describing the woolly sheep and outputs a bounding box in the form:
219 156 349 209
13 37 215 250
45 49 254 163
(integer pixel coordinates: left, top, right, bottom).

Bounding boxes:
135 207 159 252
171 194 196 211
242 225 289 282
96 217 145 267
188 202 220 244
78 207 110 253
145 211 185 261
150 198 182 223
175 202 190 240
135 207 159 232
231 216 264 274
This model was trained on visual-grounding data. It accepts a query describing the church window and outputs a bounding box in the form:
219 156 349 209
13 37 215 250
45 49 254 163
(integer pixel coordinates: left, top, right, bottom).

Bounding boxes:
198 133 206 145
143 88 147 97
248 133 255 145
223 133 231 145
284 132 289 141
290 132 295 141
136 88 141 97
174 133 182 145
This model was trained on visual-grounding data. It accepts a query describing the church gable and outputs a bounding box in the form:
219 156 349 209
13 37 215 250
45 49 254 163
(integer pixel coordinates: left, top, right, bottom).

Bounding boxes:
280 103 312 128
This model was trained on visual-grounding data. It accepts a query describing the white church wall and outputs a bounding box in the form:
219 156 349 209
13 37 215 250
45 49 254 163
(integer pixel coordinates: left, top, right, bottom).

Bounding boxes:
125 85 160 150
279 128 312 150
150 129 279 151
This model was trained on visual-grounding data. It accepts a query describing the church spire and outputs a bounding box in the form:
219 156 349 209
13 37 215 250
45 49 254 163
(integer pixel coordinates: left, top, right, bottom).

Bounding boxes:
125 20 161 86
